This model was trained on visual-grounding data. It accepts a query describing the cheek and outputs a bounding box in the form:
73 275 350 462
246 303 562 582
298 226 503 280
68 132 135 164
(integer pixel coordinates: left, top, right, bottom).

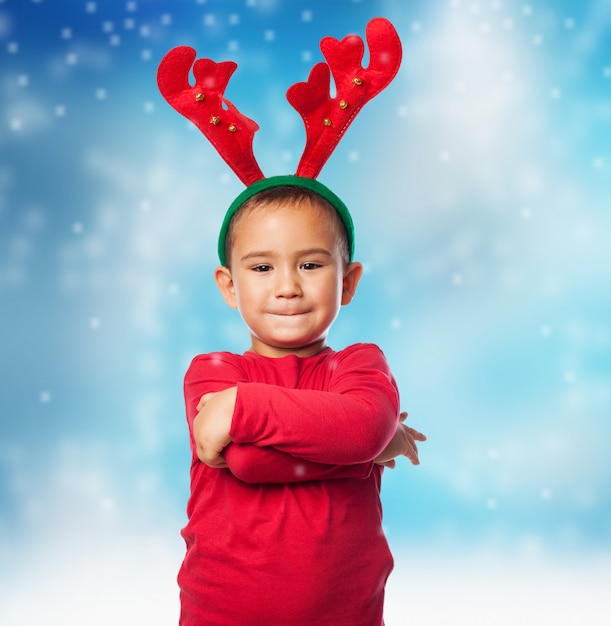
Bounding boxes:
320 278 344 308
234 279 262 307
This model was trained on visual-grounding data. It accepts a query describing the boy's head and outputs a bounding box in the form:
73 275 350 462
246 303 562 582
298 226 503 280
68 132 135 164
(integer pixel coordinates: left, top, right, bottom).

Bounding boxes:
214 184 363 358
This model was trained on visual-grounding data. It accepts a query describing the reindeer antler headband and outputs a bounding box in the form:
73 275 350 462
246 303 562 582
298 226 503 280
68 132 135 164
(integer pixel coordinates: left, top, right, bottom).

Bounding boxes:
157 17 402 265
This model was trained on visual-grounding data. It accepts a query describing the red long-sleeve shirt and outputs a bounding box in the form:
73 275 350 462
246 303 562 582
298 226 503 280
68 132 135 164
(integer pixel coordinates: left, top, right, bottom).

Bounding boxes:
179 343 400 626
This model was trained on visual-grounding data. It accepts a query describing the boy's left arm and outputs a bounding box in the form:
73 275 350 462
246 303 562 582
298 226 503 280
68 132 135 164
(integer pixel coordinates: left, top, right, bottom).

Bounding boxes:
229 344 403 466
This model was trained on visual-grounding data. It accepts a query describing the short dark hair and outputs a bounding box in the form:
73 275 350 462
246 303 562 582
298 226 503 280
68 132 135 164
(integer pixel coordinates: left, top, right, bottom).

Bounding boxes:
224 185 351 268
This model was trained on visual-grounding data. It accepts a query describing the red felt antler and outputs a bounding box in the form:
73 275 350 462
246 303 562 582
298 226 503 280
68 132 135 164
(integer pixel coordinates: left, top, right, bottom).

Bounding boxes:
157 19 401 188
157 46 264 186
287 17 402 179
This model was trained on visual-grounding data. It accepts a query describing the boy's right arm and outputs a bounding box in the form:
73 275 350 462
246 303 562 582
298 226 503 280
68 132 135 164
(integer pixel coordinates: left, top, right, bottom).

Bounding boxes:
374 412 427 468
224 444 373 483
185 353 373 483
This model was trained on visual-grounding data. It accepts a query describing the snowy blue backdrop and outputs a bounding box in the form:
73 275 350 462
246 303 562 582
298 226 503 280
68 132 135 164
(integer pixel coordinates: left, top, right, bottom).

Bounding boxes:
1 0 610 624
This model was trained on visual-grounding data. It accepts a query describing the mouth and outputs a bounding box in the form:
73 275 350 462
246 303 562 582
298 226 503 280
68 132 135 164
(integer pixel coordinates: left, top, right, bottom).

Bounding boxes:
268 310 309 317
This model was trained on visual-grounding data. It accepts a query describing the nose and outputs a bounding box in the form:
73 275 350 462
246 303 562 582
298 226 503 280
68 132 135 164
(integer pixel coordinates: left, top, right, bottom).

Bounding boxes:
274 266 302 298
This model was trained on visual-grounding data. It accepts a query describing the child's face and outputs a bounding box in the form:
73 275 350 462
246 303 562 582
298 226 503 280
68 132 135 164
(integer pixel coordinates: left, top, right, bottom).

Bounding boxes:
215 199 362 358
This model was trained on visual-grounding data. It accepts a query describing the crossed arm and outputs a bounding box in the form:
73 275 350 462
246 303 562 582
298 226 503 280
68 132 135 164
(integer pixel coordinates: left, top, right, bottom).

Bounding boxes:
186 348 426 484
193 392 425 483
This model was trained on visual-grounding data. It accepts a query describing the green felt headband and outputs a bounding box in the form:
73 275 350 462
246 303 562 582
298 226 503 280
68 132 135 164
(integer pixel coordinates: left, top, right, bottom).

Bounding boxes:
217 175 355 266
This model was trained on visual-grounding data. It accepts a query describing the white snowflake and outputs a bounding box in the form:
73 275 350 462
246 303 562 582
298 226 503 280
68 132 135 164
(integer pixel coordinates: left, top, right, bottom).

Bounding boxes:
550 86 562 99
592 156 604 169
487 447 500 460
540 487 552 500
89 316 101 330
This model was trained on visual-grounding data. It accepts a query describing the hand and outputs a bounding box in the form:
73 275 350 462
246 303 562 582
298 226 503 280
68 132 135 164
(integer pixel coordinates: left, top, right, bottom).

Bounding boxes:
193 387 237 468
374 411 426 468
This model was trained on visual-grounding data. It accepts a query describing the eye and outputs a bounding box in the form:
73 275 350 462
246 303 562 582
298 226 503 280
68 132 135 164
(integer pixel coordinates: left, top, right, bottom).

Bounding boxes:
252 264 272 272
301 262 322 271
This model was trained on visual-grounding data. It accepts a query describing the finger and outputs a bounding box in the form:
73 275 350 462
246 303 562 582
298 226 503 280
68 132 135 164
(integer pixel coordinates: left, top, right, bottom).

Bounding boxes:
375 459 396 469
405 426 427 442
399 411 408 423
203 454 227 469
197 393 213 411
405 449 419 465
403 437 420 465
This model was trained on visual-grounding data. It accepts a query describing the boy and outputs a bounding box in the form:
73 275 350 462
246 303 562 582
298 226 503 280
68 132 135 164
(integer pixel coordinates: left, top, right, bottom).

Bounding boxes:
179 179 426 625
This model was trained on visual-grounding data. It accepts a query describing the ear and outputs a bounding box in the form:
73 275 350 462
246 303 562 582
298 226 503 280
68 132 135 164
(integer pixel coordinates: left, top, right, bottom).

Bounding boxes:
341 262 363 305
214 266 238 309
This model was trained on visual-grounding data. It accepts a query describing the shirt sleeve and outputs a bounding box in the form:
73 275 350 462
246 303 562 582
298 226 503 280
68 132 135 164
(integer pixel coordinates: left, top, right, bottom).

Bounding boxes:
224 444 372 484
183 352 248 454
229 344 400 465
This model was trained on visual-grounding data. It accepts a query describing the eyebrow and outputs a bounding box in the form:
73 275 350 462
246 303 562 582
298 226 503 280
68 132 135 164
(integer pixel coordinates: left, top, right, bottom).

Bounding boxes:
239 248 334 263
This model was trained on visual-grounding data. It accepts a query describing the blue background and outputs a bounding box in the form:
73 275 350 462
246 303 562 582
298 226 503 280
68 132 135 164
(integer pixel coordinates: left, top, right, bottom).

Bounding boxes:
1 0 609 623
